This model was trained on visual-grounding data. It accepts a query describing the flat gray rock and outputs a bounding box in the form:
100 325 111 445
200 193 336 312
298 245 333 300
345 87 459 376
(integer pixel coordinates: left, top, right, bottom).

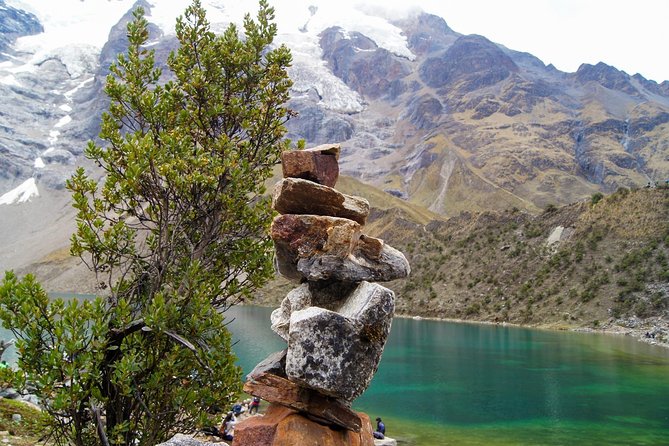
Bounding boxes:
155 434 223 446
271 282 357 340
247 349 288 380
297 240 410 283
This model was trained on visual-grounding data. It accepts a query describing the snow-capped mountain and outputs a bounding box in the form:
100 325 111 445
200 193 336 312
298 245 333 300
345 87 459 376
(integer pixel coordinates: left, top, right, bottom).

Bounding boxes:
0 0 417 201
1 0 669 280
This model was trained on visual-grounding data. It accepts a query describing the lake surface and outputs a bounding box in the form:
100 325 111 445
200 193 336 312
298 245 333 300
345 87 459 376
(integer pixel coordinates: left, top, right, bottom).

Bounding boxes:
2 303 667 445
226 306 669 446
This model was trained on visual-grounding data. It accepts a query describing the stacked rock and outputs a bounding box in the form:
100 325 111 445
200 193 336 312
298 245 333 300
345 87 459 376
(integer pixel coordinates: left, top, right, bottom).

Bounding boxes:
234 144 409 445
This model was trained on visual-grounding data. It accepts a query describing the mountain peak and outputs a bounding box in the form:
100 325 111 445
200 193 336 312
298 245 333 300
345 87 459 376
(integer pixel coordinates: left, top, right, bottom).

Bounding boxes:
419 34 518 91
574 61 638 95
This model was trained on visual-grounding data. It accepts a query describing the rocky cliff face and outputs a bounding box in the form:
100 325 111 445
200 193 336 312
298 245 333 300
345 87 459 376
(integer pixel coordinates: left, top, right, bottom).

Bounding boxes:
0 1 42 57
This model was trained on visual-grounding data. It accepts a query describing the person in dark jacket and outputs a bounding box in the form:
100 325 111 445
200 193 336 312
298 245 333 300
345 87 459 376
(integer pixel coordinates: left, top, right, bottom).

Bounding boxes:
249 396 261 414
373 417 386 439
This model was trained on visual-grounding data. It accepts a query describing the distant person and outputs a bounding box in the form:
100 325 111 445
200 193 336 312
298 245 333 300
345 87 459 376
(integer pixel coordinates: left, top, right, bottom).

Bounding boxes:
373 417 385 439
249 396 261 414
232 402 243 416
219 411 235 441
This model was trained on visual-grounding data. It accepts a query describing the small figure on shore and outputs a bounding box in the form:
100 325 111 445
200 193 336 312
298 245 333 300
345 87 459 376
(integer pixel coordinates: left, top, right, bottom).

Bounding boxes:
373 417 386 439
219 411 236 441
248 396 261 415
232 402 244 416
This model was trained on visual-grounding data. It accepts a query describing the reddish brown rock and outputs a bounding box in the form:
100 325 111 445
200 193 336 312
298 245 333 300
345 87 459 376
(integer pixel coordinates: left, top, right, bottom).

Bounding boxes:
244 372 361 432
271 214 360 281
273 411 374 446
281 144 340 187
272 178 370 225
233 402 374 446
233 404 296 445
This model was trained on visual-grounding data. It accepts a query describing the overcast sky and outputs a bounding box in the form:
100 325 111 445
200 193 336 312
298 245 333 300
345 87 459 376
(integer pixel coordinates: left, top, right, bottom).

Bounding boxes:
271 0 669 83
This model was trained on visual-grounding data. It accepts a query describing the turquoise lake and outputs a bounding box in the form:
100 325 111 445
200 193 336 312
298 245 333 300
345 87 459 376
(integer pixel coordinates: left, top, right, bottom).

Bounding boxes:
2 303 668 445
226 305 669 446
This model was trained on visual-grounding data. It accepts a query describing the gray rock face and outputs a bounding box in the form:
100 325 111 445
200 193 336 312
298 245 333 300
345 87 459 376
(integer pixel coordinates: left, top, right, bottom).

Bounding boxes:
319 27 412 100
0 2 43 57
271 285 312 341
271 282 359 340
247 349 288 380
296 238 410 283
284 281 395 402
419 34 518 92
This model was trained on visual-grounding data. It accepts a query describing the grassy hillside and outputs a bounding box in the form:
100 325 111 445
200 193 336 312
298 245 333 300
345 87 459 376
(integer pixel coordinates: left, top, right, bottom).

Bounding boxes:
20 173 669 340
259 186 669 338
387 187 668 329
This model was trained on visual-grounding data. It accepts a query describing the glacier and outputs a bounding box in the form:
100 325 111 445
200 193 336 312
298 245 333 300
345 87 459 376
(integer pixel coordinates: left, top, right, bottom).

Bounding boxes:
0 177 39 205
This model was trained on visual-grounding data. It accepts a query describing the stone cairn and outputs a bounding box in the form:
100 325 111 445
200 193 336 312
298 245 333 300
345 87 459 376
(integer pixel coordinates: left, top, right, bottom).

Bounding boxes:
234 144 410 445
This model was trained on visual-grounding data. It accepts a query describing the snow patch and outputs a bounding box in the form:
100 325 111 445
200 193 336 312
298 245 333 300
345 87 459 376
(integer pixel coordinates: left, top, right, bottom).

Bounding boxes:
64 77 93 100
145 1 412 112
59 104 72 112
54 115 71 128
34 157 45 169
7 0 136 50
0 178 39 205
300 2 415 60
48 130 59 145
4 0 135 78
0 74 20 86
2 0 415 114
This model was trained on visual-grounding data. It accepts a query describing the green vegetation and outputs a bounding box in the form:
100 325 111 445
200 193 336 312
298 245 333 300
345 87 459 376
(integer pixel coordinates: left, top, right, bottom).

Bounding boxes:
0 1 292 445
0 398 49 445
343 188 669 329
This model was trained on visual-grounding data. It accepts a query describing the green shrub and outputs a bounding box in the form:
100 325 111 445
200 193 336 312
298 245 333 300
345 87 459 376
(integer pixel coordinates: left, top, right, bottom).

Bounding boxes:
591 192 604 205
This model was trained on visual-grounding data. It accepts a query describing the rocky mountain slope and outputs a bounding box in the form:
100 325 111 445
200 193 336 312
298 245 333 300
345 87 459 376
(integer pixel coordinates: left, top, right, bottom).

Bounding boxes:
258 185 669 340
2 1 668 216
301 14 669 216
0 1 668 335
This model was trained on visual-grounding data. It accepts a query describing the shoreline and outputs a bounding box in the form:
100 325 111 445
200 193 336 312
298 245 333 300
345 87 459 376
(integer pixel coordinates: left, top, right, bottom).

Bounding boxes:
247 301 669 350
393 311 669 350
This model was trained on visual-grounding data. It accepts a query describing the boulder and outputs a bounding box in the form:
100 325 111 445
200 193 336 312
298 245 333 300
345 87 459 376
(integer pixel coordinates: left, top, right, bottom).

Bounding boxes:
374 438 398 446
272 178 370 225
296 237 410 283
271 285 313 340
247 349 288 380
281 144 340 188
272 214 360 281
243 372 362 431
271 282 358 340
285 282 395 401
271 215 409 283
233 403 374 446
